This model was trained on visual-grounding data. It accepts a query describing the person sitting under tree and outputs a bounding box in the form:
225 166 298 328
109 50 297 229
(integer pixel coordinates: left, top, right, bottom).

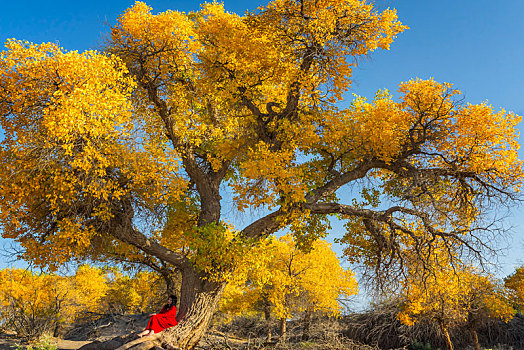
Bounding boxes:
137 295 178 337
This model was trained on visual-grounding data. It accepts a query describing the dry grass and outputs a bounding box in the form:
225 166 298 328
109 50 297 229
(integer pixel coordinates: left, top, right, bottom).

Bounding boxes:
343 304 524 350
209 307 524 350
206 315 378 350
4 307 523 350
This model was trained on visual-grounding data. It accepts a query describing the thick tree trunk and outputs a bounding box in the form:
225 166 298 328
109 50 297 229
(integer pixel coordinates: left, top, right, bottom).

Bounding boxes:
438 321 453 350
301 308 312 341
468 327 481 350
159 266 226 350
102 265 226 350
279 318 287 342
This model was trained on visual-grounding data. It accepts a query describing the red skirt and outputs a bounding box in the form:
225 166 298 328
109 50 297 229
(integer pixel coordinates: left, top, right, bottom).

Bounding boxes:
146 306 178 333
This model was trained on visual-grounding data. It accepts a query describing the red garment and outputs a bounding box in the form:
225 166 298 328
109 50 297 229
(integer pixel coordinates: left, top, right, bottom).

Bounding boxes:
146 305 178 333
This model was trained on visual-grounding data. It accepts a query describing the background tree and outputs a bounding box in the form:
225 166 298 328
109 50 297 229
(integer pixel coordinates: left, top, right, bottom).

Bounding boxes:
504 266 524 313
103 269 173 315
0 266 108 339
1 0 522 349
221 234 358 341
397 251 515 350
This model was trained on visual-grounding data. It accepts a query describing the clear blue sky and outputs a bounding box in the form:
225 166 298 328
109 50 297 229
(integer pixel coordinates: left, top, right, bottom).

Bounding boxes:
0 1 523 280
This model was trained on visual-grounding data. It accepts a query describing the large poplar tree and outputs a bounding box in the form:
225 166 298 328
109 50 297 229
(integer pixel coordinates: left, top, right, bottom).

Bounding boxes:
0 0 522 349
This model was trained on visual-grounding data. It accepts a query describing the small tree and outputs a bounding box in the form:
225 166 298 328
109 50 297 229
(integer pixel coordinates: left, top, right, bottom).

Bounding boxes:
397 253 515 350
103 269 170 315
504 266 524 313
0 266 108 338
221 234 358 340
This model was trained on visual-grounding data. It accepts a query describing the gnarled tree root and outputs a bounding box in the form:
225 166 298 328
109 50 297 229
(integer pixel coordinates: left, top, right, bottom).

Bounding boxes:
115 334 161 350
78 333 178 350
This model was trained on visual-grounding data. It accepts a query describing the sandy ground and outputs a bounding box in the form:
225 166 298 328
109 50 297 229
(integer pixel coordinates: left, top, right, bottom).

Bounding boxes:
0 314 148 350
0 337 92 350
54 339 92 350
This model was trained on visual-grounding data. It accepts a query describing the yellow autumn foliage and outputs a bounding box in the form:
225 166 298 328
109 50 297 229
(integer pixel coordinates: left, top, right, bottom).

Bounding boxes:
0 0 520 285
102 269 167 314
504 266 524 313
0 1 522 344
0 265 172 338
0 39 187 270
0 266 108 338
221 234 358 320
397 251 515 329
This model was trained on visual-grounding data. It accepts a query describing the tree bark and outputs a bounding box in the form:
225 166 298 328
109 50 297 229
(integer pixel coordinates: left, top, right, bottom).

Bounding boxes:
159 266 226 350
301 308 312 341
116 337 161 350
263 297 272 342
438 321 453 350
468 327 481 350
279 318 287 342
